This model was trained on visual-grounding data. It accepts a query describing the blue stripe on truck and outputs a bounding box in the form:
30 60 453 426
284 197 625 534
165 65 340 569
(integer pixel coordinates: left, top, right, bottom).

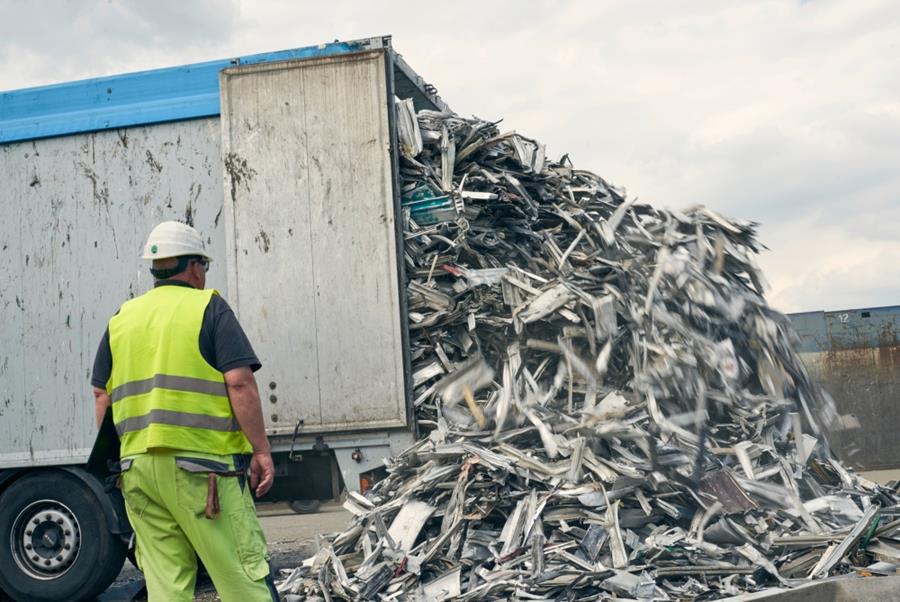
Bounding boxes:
0 42 360 144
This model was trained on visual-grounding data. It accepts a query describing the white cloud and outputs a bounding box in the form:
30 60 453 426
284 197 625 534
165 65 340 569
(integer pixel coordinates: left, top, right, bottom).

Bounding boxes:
0 0 898 312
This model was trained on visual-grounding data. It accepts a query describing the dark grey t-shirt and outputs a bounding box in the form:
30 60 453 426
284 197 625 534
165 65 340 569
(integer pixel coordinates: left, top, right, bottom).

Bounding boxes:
91 280 261 389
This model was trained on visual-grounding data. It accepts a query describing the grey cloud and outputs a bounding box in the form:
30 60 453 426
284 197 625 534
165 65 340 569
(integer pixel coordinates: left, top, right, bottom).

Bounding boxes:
760 236 900 312
0 0 897 313
0 0 240 88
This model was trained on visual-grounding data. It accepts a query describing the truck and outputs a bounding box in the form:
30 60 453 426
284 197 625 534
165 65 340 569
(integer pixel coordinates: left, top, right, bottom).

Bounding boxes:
789 305 900 472
0 35 443 600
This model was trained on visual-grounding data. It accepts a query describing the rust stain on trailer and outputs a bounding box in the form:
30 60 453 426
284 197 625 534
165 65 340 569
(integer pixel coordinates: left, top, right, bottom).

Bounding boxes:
145 149 163 173
823 337 900 384
255 230 271 254
224 152 257 208
224 152 256 187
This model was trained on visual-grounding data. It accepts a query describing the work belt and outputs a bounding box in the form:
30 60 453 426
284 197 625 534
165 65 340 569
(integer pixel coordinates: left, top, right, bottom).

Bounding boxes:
115 454 251 519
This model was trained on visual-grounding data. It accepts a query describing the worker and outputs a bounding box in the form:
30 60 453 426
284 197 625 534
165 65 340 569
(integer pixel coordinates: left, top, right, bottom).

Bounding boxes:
91 221 278 601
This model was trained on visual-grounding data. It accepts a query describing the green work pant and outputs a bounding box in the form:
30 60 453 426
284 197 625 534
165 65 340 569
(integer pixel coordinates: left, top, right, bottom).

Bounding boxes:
120 449 277 602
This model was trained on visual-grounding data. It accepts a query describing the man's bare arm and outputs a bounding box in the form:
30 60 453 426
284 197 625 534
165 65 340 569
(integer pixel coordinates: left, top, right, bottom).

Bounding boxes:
93 387 111 429
223 367 270 452
223 366 274 497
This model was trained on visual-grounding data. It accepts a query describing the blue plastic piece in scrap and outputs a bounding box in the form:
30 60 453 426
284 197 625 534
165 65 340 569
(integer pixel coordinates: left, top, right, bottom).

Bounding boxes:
401 182 456 225
0 41 361 144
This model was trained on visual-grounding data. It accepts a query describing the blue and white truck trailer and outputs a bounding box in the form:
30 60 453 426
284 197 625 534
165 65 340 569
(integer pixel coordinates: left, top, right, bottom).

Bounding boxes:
0 36 441 600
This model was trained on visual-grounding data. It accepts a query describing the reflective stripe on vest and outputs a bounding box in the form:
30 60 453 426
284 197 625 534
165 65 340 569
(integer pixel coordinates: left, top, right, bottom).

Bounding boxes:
110 374 227 404
115 409 241 437
107 285 252 456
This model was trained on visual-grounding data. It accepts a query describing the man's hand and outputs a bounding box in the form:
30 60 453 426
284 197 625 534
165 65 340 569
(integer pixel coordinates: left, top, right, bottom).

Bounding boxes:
249 450 275 498
224 367 276 497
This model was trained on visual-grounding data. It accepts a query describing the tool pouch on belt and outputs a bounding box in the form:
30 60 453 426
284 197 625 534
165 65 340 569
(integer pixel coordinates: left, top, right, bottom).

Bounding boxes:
175 456 249 520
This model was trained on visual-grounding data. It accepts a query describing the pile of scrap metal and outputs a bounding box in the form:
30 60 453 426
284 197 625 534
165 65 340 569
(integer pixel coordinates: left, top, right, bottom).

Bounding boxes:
278 102 900 601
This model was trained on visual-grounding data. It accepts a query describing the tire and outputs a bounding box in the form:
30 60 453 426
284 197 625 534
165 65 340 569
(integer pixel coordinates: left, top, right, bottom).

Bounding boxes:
289 499 321 514
0 470 126 602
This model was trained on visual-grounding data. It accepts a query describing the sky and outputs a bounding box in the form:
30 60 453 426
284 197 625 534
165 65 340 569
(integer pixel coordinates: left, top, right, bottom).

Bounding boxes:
0 0 897 313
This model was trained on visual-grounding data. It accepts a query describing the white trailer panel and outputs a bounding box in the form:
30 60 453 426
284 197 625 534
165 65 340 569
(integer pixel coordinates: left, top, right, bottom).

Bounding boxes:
0 120 226 467
0 38 444 468
220 50 408 435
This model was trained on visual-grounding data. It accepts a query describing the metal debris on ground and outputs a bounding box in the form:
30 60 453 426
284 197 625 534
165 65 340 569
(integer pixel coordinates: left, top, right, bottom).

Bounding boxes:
277 104 900 600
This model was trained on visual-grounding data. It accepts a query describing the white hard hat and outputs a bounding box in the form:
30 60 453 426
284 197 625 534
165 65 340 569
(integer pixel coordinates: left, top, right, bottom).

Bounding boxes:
141 221 212 261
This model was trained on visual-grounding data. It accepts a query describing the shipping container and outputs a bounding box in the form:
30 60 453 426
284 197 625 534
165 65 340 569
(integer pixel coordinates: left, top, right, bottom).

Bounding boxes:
789 305 900 471
0 35 443 600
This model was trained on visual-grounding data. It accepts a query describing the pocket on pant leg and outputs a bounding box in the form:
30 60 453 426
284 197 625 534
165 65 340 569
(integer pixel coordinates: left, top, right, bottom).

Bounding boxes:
227 491 270 582
119 458 151 518
173 455 269 581
174 457 228 517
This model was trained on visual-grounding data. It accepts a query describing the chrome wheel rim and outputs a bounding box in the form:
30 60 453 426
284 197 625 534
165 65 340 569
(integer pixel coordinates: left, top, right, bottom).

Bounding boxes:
10 499 81 580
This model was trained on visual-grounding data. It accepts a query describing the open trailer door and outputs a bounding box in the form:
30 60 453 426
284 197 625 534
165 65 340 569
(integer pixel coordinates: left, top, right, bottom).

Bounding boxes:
219 50 409 436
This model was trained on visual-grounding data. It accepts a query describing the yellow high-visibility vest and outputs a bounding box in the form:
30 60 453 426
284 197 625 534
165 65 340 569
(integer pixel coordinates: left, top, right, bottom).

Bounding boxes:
107 285 252 456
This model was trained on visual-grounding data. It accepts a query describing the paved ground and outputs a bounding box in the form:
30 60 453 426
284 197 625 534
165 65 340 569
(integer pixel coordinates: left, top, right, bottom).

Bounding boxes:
98 501 352 601
860 469 900 485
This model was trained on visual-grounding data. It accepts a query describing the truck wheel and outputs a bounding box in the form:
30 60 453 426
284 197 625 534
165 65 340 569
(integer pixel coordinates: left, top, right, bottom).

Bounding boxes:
289 499 321 514
0 470 126 602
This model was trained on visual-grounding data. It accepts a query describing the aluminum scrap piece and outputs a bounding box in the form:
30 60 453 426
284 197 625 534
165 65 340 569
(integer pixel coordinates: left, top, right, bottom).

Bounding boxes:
700 468 756 514
419 568 461 601
276 103 900 601
387 500 437 552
